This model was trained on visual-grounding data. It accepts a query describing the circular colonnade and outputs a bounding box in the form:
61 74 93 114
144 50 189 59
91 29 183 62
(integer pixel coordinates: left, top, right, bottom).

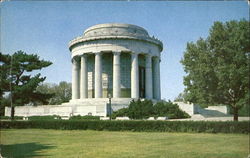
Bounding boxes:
69 23 163 101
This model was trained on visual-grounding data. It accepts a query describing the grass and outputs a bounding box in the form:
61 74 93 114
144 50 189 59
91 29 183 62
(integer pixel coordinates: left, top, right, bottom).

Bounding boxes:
0 129 249 158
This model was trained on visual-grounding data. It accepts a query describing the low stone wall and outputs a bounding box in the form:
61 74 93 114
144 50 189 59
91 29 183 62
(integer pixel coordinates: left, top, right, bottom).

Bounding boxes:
173 102 196 115
4 98 133 117
174 102 230 117
5 105 74 117
205 106 229 114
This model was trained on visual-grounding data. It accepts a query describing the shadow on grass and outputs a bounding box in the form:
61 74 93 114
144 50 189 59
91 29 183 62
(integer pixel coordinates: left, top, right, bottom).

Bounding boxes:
0 142 55 158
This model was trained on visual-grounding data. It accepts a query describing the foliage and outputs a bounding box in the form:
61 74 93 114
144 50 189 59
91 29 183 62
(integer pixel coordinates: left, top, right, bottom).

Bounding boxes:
0 116 23 120
153 101 190 119
1 120 249 134
181 20 250 121
36 81 72 105
69 115 100 120
127 99 154 119
238 104 250 116
111 108 129 119
0 115 61 120
174 92 188 102
0 96 10 116
0 51 53 118
112 100 190 119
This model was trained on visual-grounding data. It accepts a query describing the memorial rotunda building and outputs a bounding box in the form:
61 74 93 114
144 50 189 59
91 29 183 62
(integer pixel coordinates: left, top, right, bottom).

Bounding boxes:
69 23 163 101
5 23 163 117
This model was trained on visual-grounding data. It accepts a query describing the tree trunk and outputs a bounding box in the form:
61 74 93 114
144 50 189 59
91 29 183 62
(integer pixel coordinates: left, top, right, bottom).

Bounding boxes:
233 107 238 121
11 106 15 120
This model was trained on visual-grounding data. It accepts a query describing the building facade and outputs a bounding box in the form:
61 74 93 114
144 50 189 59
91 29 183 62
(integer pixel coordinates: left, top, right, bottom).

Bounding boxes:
69 23 163 101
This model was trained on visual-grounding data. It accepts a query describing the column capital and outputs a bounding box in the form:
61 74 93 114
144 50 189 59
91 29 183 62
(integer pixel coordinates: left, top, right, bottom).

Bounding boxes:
93 51 102 55
152 56 160 61
145 55 152 68
130 52 139 57
72 56 80 63
72 57 76 63
145 54 152 58
112 51 121 56
72 58 80 68
80 53 89 57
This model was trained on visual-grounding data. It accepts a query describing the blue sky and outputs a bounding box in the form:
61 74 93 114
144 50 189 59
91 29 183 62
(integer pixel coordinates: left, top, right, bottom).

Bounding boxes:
1 1 249 101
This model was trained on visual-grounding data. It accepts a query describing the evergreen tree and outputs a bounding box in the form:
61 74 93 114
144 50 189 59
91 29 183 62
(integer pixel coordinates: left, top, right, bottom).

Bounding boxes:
181 20 250 121
0 51 53 119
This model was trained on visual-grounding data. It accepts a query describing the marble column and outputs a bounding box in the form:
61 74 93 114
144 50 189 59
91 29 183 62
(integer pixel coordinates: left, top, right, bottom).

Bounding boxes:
145 55 153 99
72 58 80 100
95 52 102 98
113 51 121 98
80 55 88 99
153 56 161 100
131 53 139 99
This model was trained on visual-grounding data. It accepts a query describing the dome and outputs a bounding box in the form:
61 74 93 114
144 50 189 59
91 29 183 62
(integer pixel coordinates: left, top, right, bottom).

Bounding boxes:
83 23 149 37
69 23 163 52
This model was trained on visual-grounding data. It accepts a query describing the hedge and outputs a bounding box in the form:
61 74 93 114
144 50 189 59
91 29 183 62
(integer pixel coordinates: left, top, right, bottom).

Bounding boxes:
0 116 61 121
0 120 249 133
0 116 23 120
27 115 61 120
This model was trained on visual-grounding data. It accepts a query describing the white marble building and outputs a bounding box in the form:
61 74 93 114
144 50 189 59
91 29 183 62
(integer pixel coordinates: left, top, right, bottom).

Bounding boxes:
70 23 163 100
5 23 163 117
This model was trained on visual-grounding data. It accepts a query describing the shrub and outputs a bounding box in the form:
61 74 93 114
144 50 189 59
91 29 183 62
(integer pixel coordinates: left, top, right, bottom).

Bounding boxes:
0 120 249 134
153 101 190 119
69 115 100 120
111 100 190 119
111 108 129 119
128 100 154 119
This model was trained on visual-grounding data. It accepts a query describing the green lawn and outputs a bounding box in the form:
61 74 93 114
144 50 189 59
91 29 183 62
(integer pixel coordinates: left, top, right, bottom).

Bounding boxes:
0 129 248 158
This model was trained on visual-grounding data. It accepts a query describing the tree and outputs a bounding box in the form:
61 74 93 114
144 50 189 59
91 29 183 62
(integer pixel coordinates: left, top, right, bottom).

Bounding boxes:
0 96 10 116
36 81 72 105
181 20 250 121
174 92 188 102
0 51 53 119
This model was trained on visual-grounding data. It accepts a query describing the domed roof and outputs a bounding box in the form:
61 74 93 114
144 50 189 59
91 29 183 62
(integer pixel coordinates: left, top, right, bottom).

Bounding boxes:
69 23 163 52
83 23 149 37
